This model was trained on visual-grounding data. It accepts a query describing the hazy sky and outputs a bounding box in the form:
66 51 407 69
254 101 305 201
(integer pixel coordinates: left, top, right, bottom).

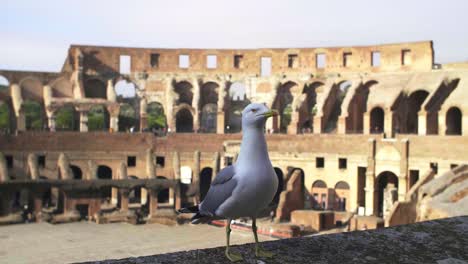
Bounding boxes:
2 0 468 72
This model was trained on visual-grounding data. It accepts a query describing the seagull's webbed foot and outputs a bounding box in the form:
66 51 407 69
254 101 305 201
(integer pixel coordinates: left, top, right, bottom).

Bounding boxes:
255 245 275 258
225 249 244 262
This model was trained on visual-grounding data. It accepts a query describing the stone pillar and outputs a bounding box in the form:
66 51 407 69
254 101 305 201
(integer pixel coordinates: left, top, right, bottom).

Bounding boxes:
0 153 10 182
140 98 148 131
111 188 119 205
217 81 226 134
287 111 299 134
107 80 116 102
438 111 446 135
193 150 200 183
337 116 346 134
149 189 158 216
58 153 72 180
107 105 120 133
79 111 88 132
216 112 225 134
417 111 427 135
399 139 409 201
27 153 39 180
212 151 220 179
313 116 322 134
166 81 176 133
363 112 370 135
47 115 56 132
87 160 98 180
365 138 376 216
11 84 25 132
118 161 128 180
384 110 393 138
119 189 129 212
174 185 182 210
33 193 43 221
193 80 200 133
146 148 155 179
16 113 26 132
171 151 180 204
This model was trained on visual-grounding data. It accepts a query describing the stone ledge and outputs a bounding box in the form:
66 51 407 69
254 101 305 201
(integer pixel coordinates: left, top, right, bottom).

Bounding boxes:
77 216 468 264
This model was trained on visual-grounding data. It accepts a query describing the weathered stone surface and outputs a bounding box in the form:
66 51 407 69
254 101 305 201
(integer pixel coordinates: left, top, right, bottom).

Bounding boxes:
78 216 468 264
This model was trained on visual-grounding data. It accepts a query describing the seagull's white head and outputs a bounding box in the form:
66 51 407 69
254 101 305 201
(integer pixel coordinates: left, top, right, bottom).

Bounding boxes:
241 103 278 130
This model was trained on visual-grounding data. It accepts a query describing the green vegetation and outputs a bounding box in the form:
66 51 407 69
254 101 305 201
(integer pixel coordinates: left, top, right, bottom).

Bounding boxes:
55 106 74 130
280 104 292 133
24 101 43 130
0 103 9 130
118 104 137 131
88 106 107 131
147 103 166 129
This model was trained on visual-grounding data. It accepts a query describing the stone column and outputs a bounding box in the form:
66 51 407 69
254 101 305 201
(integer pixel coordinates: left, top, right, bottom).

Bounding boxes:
384 110 393 138
33 193 43 221
107 80 116 102
287 111 299 134
193 80 200 133
313 116 322 134
47 115 56 132
399 139 409 201
417 111 427 135
11 84 25 132
27 153 39 180
365 138 376 216
139 98 148 131
363 112 370 134
438 111 446 135
79 111 89 132
107 104 120 133
171 151 180 204
0 153 10 182
166 80 175 133
337 116 347 134
146 148 155 179
119 189 129 212
149 189 159 216
217 82 226 134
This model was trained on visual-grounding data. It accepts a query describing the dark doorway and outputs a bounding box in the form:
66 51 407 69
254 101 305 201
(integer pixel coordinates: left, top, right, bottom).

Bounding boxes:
70 165 82 179
199 167 213 201
176 108 193 133
370 107 384 133
156 176 169 203
76 204 89 220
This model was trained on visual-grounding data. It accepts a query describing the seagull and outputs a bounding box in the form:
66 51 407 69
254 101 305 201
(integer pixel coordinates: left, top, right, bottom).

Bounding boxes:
178 103 279 262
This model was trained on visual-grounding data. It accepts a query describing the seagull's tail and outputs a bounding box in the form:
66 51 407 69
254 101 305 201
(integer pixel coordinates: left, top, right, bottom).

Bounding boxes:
177 205 214 224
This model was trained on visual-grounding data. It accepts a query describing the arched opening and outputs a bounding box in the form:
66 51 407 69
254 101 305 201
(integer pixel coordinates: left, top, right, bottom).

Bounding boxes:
156 176 169 203
176 108 193 133
324 81 352 133
376 171 398 217
272 82 296 133
23 100 44 130
298 82 321 133
446 107 462 135
97 165 112 200
147 102 166 131
0 75 9 91
346 81 374 133
0 101 11 133
273 168 284 205
50 77 73 98
199 167 213 201
84 79 106 99
115 80 136 98
39 176 53 209
87 105 110 131
200 103 217 133
128 176 142 204
55 105 78 131
118 103 137 132
334 181 350 211
174 81 193 105
70 165 82 179
311 180 328 210
370 107 384 134
226 82 249 133
406 90 429 134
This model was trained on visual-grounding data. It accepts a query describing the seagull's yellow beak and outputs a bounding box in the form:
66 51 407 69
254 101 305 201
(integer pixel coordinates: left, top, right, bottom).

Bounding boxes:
263 110 279 118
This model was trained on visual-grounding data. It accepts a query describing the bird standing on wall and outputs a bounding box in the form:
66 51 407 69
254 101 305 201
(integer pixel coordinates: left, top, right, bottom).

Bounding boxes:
178 103 279 262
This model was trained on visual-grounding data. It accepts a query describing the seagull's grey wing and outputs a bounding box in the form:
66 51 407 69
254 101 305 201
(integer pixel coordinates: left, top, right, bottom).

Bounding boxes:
199 165 237 216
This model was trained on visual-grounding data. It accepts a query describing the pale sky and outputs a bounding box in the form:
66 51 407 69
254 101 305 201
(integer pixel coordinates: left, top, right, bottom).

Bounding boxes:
2 0 468 72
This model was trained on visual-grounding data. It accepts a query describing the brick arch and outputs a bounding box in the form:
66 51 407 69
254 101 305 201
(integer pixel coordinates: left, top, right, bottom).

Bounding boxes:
445 106 463 135
48 76 73 98
19 76 43 101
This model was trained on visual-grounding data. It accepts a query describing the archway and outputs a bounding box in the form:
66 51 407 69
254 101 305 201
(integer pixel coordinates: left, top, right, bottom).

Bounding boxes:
147 102 166 130
200 103 217 133
176 108 193 133
97 165 112 200
446 107 462 135
88 105 110 131
118 103 137 132
311 180 328 210
226 82 249 133
128 176 142 204
334 181 350 211
55 106 78 131
156 176 169 203
406 90 429 134
23 101 44 130
324 81 352 133
376 171 398 217
0 75 9 91
0 101 11 133
84 79 106 99
273 168 284 205
174 81 193 105
70 165 82 179
199 167 213 201
115 80 136 98
346 81 374 133
298 82 321 133
273 82 296 133
370 107 384 133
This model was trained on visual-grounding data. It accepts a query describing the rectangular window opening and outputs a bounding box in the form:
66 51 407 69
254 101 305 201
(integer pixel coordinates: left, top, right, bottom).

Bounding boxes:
207 55 217 69
409 170 419 189
288 54 298 68
316 157 325 168
402 49 411 65
339 158 347 169
179 54 190 69
226 157 233 166
430 162 438 174
150 53 160 68
119 55 131 74
127 156 136 167
234 55 244 69
371 51 381 67
156 156 165 167
6 155 13 169
450 164 458 169
38 155 46 168
260 57 272 77
316 53 326 69
343 52 352 67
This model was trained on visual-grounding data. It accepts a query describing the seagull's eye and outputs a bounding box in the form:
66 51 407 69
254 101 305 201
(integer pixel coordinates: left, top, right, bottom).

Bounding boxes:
251 109 257 113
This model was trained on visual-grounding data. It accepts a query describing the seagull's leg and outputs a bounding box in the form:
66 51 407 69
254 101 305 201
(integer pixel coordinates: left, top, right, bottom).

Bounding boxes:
252 217 274 258
225 218 243 262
